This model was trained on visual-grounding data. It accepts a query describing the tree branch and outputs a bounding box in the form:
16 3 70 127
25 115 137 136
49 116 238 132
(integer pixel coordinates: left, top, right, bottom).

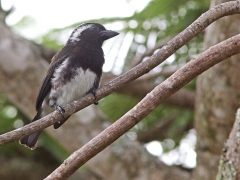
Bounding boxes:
0 1 239 179
0 0 238 146
46 32 240 179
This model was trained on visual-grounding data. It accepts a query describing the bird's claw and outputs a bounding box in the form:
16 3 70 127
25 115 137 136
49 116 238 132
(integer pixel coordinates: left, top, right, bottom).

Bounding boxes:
87 88 98 105
53 104 65 117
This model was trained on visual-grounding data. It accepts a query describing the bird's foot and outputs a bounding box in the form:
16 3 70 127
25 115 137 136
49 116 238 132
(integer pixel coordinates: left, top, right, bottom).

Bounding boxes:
87 88 98 105
53 103 65 117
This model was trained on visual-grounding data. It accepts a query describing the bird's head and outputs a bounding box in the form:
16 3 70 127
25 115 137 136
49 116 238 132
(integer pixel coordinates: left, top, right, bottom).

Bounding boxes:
68 23 119 46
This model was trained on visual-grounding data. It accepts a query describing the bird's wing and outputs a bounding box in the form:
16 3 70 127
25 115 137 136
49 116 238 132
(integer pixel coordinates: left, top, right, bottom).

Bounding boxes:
35 46 71 111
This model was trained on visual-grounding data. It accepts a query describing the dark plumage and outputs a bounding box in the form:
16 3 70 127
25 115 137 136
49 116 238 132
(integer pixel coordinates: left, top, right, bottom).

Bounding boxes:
20 23 119 149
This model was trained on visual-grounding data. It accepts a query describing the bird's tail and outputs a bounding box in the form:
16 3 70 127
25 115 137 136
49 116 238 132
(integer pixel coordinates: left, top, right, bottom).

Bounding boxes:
53 115 71 129
19 111 43 150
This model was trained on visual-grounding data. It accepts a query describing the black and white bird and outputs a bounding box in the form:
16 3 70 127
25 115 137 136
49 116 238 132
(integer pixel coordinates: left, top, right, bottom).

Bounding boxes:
20 23 119 150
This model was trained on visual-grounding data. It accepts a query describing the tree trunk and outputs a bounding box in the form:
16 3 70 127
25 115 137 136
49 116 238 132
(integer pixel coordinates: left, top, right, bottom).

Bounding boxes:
192 0 240 179
216 108 240 179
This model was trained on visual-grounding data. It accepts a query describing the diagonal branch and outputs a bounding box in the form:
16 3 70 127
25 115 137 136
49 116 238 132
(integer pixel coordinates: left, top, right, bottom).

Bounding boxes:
0 1 240 179
45 33 240 180
0 0 239 147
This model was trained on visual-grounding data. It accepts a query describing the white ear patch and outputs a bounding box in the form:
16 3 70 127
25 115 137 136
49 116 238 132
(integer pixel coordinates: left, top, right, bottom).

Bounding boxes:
71 24 94 39
69 23 105 43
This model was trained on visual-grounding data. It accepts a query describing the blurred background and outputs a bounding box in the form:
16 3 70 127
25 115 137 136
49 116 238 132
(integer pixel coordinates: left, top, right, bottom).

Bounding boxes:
2 0 238 179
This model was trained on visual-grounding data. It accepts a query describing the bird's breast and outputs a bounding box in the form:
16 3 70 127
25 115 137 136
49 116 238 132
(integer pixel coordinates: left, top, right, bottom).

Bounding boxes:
50 67 97 106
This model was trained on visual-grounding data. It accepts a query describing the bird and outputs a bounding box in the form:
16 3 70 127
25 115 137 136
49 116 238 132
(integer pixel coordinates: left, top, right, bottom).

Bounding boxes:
20 23 119 150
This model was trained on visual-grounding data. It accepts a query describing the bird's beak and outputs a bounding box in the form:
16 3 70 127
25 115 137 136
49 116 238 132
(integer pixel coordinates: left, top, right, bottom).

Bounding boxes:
100 30 119 40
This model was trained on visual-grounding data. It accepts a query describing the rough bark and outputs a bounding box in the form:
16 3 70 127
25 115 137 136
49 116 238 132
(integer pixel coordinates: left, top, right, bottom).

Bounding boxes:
216 109 240 179
193 0 240 179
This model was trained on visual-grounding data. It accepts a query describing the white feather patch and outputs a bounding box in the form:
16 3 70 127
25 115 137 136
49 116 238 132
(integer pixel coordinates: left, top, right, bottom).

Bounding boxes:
70 24 95 42
51 58 69 86
50 65 97 106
